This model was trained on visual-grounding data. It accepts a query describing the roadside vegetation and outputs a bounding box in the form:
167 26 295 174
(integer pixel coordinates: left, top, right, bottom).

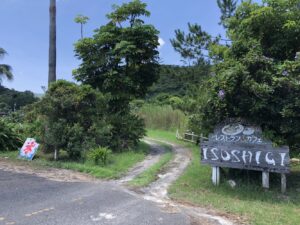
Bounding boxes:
0 1 159 179
129 143 173 187
1 1 300 224
0 142 150 179
136 104 187 132
148 129 300 225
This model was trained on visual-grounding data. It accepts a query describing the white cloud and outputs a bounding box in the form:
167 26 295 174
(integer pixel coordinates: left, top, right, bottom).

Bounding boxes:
158 37 165 49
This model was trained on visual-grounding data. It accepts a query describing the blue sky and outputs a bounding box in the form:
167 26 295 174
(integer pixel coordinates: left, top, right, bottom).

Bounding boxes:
1 0 233 92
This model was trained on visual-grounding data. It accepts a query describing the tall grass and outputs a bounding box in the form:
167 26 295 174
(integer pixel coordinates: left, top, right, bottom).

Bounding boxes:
137 104 187 131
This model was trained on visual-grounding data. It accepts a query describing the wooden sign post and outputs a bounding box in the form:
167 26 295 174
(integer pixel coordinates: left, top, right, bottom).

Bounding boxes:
200 119 290 193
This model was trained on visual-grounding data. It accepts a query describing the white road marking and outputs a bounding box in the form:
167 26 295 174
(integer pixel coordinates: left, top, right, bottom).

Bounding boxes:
25 207 55 217
90 213 116 221
5 222 16 225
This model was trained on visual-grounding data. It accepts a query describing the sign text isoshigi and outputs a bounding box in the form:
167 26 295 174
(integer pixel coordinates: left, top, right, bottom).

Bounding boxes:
200 118 290 193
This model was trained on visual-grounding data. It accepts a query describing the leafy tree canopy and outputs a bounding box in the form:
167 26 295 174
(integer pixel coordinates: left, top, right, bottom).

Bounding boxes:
195 0 300 150
73 0 160 113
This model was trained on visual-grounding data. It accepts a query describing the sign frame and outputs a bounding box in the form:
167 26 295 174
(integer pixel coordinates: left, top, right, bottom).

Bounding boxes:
200 118 290 193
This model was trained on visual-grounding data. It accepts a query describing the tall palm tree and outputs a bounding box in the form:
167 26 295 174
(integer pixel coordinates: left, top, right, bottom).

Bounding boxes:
74 14 89 39
0 48 13 85
48 0 56 86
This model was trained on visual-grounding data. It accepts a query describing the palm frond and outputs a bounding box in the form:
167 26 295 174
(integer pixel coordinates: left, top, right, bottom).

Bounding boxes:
0 48 7 59
0 64 13 80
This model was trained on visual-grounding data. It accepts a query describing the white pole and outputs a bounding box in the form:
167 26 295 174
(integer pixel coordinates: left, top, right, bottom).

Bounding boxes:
212 166 220 186
262 171 269 189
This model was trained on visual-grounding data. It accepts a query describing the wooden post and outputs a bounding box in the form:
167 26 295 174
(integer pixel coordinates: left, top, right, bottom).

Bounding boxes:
212 166 220 186
191 132 194 142
281 173 286 194
262 171 269 189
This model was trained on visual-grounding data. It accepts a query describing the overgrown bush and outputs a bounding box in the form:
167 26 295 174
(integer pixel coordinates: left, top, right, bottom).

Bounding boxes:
0 119 23 151
109 113 145 151
24 80 110 159
88 147 112 165
147 93 197 113
193 0 300 152
23 80 146 159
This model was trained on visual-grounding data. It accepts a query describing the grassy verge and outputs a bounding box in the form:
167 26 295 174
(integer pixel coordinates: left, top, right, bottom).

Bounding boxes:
129 144 173 187
147 129 300 225
0 142 150 179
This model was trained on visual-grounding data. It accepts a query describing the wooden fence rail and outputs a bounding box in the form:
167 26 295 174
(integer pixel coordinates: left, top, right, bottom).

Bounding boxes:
176 130 208 143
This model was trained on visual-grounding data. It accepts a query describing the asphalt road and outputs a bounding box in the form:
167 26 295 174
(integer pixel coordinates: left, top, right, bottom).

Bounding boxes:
0 170 190 225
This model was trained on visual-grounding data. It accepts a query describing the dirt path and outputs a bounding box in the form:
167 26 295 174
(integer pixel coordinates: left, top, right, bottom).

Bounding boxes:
141 138 192 198
118 139 165 183
125 138 236 225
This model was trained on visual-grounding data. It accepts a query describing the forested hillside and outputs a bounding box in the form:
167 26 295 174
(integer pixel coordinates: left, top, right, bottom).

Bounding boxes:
147 64 210 98
0 86 38 113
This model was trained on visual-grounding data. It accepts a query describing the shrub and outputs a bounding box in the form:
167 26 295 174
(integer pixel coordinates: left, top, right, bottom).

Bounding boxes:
24 80 110 160
88 147 112 165
24 80 144 159
0 119 23 151
108 113 146 151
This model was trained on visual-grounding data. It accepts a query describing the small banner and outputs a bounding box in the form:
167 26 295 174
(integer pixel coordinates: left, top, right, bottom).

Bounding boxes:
19 138 39 160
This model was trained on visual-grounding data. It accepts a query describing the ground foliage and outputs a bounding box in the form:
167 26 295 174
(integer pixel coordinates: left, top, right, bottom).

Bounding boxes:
0 119 22 151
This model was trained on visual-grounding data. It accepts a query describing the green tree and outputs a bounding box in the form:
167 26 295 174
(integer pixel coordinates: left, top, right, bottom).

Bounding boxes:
217 0 238 27
0 48 13 85
26 80 109 160
195 0 300 151
170 23 214 65
74 0 159 108
48 0 56 86
73 0 159 150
